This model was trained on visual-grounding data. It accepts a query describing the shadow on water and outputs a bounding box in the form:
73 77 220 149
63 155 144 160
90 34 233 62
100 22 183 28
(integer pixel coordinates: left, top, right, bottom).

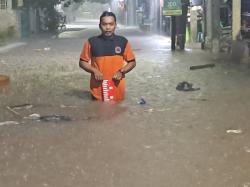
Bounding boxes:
31 101 128 122
87 101 128 121
63 89 128 121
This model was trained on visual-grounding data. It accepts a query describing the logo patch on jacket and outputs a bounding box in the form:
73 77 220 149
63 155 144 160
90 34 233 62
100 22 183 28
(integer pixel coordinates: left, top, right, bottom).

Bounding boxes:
115 46 122 54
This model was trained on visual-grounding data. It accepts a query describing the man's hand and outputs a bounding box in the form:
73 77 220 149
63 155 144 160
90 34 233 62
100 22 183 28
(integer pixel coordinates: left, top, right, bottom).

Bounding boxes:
79 60 103 81
112 70 123 81
93 70 103 81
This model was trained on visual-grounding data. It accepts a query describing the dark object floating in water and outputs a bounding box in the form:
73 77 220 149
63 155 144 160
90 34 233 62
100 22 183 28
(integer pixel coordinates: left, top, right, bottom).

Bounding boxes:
176 81 200 91
190 63 215 70
39 115 71 122
139 97 146 105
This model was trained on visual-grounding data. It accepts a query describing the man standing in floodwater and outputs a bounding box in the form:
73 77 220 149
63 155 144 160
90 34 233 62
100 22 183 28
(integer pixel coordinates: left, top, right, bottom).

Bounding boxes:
79 11 136 101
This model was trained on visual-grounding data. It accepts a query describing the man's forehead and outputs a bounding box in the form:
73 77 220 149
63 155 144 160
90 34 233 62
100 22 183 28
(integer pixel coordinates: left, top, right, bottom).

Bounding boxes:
101 16 116 22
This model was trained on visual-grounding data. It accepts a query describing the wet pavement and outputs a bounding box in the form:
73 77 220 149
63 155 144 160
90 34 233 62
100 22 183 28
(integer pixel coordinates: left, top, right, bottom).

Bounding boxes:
1 21 250 187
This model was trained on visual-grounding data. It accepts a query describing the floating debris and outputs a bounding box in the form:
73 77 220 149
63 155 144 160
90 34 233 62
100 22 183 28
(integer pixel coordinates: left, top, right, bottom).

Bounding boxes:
34 47 51 52
143 145 152 149
60 104 77 108
190 63 215 70
226 129 242 134
176 81 200 91
244 147 250 153
6 106 21 116
24 113 41 120
24 113 71 122
44 47 50 51
144 108 153 113
243 182 250 187
189 98 208 101
9 104 33 110
0 121 19 126
39 115 71 122
138 97 146 105
146 75 161 79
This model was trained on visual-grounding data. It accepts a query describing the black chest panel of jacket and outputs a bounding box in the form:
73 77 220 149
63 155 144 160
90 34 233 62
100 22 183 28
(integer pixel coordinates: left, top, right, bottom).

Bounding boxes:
88 35 128 57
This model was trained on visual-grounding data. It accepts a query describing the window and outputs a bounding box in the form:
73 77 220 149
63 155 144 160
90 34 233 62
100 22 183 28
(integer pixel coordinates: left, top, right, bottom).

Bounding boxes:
0 0 7 9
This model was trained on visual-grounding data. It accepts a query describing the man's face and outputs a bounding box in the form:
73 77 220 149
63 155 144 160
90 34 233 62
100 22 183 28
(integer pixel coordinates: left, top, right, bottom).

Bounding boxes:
100 16 116 36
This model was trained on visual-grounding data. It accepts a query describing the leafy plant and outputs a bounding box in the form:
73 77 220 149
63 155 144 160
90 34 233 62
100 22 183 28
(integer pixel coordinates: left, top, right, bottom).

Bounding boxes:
23 0 111 32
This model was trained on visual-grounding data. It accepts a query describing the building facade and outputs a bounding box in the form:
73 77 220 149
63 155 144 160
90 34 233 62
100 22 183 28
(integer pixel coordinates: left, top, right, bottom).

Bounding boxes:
0 0 21 40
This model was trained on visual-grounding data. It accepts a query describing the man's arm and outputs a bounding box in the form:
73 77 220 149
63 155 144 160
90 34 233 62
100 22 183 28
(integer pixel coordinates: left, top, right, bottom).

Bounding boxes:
113 60 136 80
79 60 103 81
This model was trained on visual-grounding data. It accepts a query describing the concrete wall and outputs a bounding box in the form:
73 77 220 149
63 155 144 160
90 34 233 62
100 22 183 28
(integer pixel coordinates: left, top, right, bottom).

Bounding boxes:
0 0 19 40
0 10 18 39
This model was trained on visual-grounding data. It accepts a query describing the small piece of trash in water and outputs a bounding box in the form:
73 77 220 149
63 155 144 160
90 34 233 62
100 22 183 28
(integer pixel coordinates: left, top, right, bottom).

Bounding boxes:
0 121 19 126
34 48 50 51
190 63 215 70
176 81 200 91
146 75 161 79
226 129 242 134
60 104 77 108
243 182 250 187
24 114 71 122
144 108 153 113
6 106 21 116
244 147 250 153
189 98 207 101
39 115 71 122
24 113 41 120
10 104 33 110
144 145 152 149
138 97 146 105
44 47 50 51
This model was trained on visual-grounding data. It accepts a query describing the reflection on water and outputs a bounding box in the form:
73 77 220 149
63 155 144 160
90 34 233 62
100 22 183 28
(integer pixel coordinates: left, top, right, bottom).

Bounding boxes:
84 101 128 121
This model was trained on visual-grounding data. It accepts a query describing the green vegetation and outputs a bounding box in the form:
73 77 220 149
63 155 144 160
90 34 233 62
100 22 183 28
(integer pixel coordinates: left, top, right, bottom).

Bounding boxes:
22 0 111 32
0 26 16 45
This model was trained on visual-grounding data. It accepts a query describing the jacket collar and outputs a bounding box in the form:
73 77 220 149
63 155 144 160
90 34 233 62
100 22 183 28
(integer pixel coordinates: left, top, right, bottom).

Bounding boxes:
100 33 115 41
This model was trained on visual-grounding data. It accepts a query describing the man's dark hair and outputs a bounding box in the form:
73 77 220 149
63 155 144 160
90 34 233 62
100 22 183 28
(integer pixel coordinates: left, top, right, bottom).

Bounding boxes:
99 11 116 23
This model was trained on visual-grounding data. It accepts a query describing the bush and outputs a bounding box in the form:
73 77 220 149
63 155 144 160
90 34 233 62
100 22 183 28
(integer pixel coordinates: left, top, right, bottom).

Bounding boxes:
45 8 60 32
0 26 16 45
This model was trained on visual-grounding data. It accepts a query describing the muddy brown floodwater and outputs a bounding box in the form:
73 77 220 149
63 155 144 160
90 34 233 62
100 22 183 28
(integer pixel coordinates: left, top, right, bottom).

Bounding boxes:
0 23 250 187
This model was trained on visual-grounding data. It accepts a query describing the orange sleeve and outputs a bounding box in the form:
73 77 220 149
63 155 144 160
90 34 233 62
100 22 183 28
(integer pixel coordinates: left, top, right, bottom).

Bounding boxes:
80 41 91 62
123 42 135 62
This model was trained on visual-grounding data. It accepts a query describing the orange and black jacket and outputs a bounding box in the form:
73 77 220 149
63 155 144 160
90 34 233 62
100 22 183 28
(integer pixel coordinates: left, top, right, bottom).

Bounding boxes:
80 34 135 101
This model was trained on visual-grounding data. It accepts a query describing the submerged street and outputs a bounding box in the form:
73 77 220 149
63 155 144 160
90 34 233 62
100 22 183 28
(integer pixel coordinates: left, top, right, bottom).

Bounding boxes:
0 21 250 187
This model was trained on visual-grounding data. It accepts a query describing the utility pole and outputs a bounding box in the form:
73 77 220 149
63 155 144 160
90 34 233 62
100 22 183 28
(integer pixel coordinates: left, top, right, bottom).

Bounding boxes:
210 0 220 55
205 0 212 48
171 16 176 50
127 0 136 25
